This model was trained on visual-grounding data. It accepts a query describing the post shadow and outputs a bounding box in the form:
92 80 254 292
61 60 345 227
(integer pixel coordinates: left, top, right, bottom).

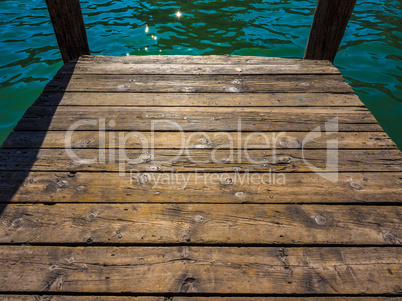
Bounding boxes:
0 60 77 215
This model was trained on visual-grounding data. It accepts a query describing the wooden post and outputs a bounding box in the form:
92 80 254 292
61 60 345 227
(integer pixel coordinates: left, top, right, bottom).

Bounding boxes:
45 0 90 64
304 0 357 62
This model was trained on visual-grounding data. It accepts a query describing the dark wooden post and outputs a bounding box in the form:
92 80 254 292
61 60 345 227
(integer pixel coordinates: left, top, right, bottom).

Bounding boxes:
304 0 357 62
45 0 90 64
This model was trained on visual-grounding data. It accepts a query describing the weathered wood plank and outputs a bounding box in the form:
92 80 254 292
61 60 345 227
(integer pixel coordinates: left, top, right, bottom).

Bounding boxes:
15 106 381 132
62 63 341 75
0 246 400 293
304 0 357 62
44 74 355 93
2 54 401 298
3 171 401 204
45 0 90 63
22 106 374 117
1 203 401 245
33 92 364 107
16 118 382 132
3 131 395 149
1 171 400 204
78 55 335 65
0 149 400 173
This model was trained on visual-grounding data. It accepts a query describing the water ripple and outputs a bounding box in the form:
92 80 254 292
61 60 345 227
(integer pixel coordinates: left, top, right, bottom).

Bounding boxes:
0 0 401 147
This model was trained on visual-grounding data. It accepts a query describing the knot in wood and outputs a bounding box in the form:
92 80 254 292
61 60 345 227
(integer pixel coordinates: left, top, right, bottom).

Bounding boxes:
138 154 152 163
350 182 364 190
314 215 327 226
182 234 191 243
138 173 151 185
194 215 203 222
280 137 302 149
12 218 23 228
223 177 233 185
382 232 398 244
87 213 96 221
180 277 198 293
148 165 161 171
56 180 67 188
276 156 292 164
235 191 245 198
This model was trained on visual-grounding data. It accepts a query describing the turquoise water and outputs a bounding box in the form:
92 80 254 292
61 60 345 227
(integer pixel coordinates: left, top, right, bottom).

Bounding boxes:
1 0 401 148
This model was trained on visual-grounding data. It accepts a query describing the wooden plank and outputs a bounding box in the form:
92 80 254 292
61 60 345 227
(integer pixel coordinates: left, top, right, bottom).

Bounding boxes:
3 131 396 149
0 246 400 293
1 203 401 244
1 171 400 204
16 106 381 132
304 0 357 62
1 297 401 301
16 117 382 132
59 62 342 76
33 92 365 107
22 106 373 117
0 149 400 173
63 63 341 75
78 54 335 65
44 74 355 93
45 0 90 63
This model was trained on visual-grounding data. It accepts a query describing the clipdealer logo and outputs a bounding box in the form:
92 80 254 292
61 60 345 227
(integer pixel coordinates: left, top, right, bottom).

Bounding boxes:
64 117 339 184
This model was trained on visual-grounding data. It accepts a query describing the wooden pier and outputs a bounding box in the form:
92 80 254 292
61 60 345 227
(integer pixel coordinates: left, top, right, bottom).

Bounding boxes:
0 0 401 298
0 54 401 299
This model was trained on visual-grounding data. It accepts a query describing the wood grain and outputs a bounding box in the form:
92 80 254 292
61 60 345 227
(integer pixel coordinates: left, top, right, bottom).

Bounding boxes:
1 54 400 297
64 63 341 75
2 131 395 149
33 92 364 107
0 246 400 294
44 74 355 93
16 106 381 132
78 54 334 65
0 149 400 172
304 0 357 62
1 171 400 204
45 0 90 63
1 203 401 244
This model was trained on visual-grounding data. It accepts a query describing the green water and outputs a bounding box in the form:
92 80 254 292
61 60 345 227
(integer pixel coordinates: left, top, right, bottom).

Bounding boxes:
0 0 401 148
